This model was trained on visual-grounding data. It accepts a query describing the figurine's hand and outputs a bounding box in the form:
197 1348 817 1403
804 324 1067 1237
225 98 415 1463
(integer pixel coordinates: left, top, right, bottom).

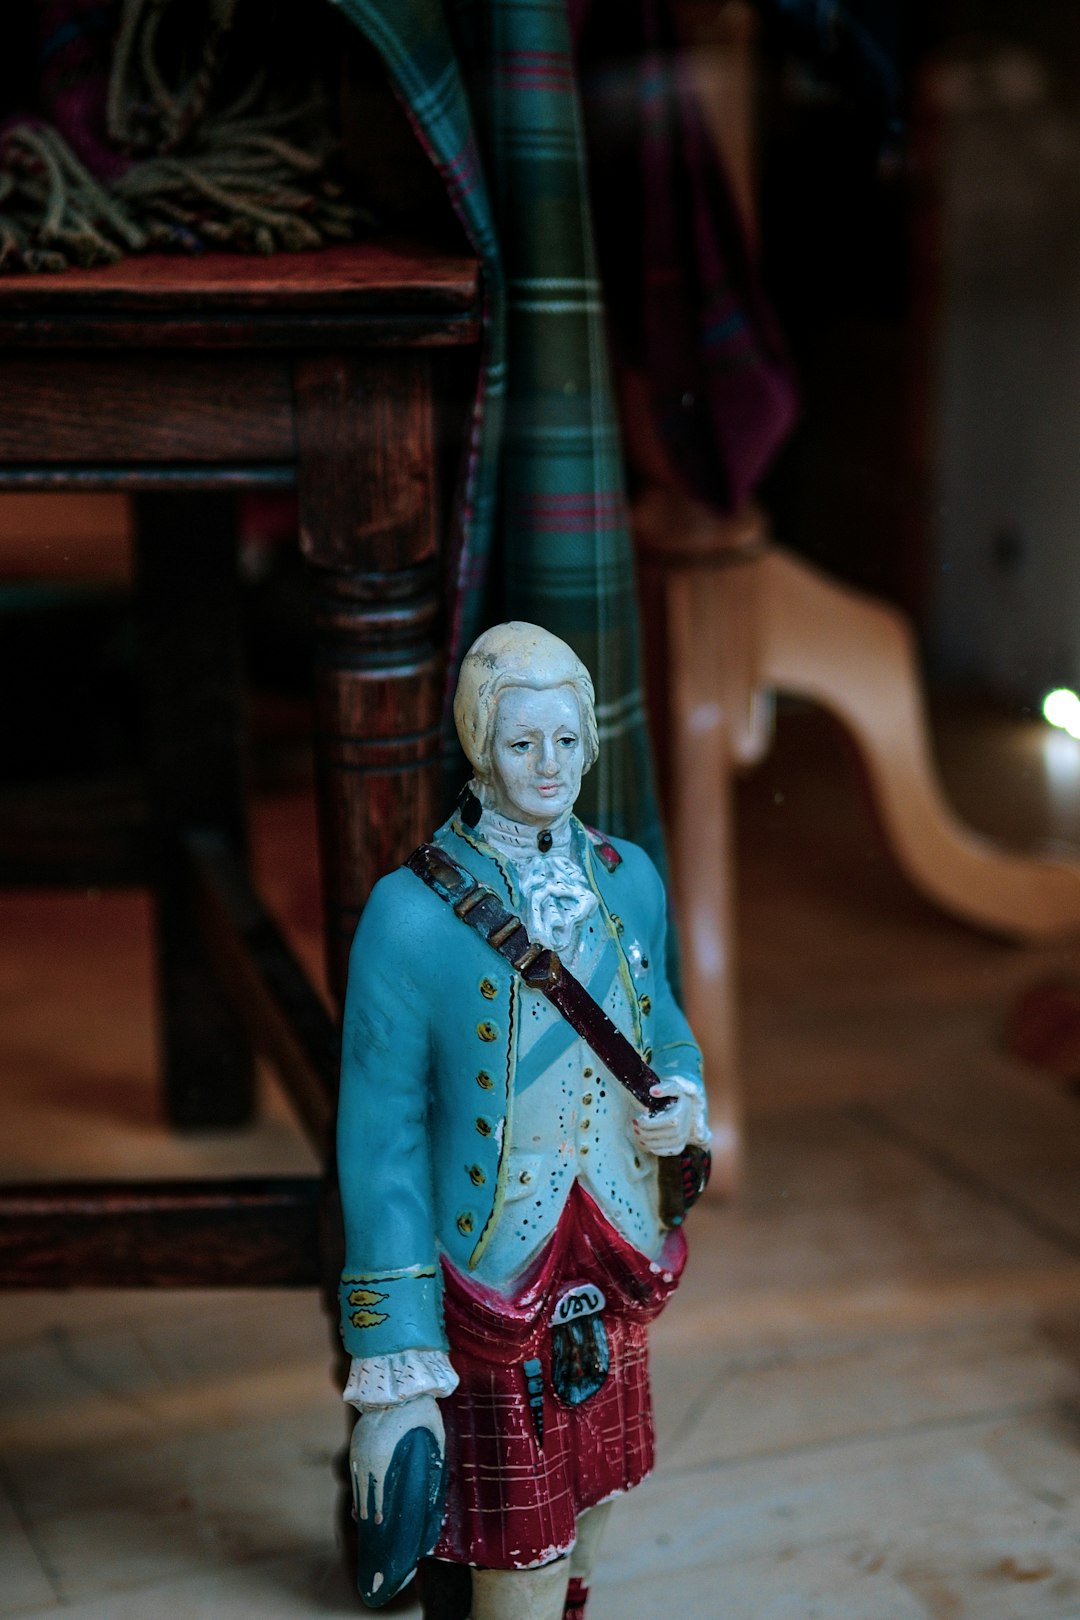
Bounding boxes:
350 1393 445 1524
632 1080 700 1157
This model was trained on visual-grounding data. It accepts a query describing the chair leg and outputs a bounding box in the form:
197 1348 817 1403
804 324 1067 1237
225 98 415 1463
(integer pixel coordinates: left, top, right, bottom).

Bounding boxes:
665 566 746 1197
293 350 444 1002
133 489 255 1129
757 546 1080 942
637 494 774 1194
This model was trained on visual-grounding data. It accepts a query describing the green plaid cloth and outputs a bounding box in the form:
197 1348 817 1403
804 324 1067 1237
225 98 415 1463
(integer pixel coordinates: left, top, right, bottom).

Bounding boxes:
330 0 664 869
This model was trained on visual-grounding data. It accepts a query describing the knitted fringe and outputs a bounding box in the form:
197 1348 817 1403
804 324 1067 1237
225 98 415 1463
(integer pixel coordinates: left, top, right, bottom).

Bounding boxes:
0 0 367 272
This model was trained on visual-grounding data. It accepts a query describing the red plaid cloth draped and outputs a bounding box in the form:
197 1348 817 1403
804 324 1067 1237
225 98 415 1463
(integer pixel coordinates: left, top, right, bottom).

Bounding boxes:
433 1183 687 1570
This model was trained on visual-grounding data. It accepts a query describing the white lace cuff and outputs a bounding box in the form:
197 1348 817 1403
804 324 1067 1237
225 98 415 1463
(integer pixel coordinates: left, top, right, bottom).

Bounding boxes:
663 1075 712 1149
343 1349 459 1413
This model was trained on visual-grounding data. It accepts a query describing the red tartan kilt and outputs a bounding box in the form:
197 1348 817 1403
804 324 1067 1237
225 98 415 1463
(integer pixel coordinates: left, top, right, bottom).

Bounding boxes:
433 1183 687 1569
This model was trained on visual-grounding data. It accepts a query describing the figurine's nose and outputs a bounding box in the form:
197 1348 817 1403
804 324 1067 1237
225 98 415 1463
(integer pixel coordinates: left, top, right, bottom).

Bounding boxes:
538 739 559 775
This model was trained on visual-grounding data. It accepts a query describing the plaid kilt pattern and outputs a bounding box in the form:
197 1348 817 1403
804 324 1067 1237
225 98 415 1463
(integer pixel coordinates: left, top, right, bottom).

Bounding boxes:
433 1182 687 1569
328 0 665 870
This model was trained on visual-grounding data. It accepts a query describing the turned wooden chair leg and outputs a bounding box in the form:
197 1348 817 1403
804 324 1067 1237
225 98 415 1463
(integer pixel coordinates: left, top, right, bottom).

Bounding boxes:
293 349 444 1002
666 565 744 1196
638 497 773 1196
756 546 1080 943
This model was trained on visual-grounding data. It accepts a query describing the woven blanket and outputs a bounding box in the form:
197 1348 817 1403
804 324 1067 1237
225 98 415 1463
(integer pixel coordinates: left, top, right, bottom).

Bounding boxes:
576 0 798 514
0 1 359 269
330 0 666 864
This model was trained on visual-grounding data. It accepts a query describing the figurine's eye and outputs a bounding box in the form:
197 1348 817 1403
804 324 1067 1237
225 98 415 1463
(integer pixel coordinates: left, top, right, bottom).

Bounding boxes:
510 739 531 753
558 735 578 749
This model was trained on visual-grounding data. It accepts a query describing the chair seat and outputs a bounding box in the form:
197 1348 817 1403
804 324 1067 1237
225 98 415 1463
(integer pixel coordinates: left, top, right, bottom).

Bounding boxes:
0 237 481 1291
0 239 480 343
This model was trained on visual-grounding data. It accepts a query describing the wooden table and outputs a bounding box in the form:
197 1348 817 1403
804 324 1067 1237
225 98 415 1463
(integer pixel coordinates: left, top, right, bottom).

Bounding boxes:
0 240 480 1288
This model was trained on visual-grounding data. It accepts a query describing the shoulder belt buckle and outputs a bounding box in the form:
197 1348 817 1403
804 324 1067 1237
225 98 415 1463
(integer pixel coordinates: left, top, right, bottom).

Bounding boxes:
514 945 563 992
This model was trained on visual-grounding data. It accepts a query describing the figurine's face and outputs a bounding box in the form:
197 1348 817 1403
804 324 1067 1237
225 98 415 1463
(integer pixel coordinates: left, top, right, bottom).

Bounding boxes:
487 685 585 827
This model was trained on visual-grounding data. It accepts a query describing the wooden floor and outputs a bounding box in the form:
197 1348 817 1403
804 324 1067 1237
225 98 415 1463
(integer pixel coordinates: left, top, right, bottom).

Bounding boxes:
2 704 1080 1619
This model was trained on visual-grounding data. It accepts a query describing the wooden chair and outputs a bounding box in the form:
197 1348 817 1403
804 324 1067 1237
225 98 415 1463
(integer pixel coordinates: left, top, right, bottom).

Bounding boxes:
627 5 1080 1194
637 487 1080 1195
0 240 479 1289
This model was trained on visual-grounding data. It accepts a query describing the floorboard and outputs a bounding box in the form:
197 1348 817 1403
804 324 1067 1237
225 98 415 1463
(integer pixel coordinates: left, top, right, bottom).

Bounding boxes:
2 704 1079 1617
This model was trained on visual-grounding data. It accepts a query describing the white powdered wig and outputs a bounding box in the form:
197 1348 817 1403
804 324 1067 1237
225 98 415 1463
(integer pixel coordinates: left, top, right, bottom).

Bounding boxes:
453 621 598 783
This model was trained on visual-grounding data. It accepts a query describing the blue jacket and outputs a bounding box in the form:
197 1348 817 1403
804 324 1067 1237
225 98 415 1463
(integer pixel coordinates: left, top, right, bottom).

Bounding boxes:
336 815 703 1359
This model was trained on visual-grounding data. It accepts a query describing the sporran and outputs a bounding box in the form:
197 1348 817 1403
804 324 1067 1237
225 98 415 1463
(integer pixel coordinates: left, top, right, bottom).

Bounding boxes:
549 1282 609 1405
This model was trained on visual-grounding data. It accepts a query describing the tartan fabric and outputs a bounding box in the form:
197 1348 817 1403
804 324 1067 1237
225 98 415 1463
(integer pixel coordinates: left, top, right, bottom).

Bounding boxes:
577 0 799 513
328 0 666 867
432 1182 687 1570
34 1 127 181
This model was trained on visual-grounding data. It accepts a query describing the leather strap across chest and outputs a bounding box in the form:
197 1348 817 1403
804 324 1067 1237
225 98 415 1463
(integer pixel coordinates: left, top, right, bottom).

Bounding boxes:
405 842 662 1115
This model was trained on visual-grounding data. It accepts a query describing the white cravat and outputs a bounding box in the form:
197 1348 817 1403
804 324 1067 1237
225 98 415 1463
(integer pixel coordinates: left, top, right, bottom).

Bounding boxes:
474 798 598 953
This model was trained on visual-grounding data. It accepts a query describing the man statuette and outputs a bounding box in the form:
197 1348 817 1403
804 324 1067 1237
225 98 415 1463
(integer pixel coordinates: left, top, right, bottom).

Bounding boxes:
337 621 709 1620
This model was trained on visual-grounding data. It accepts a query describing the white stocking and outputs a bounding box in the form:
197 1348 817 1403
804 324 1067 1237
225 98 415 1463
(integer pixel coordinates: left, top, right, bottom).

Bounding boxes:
567 1501 612 1586
469 1558 570 1620
466 1500 614 1619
